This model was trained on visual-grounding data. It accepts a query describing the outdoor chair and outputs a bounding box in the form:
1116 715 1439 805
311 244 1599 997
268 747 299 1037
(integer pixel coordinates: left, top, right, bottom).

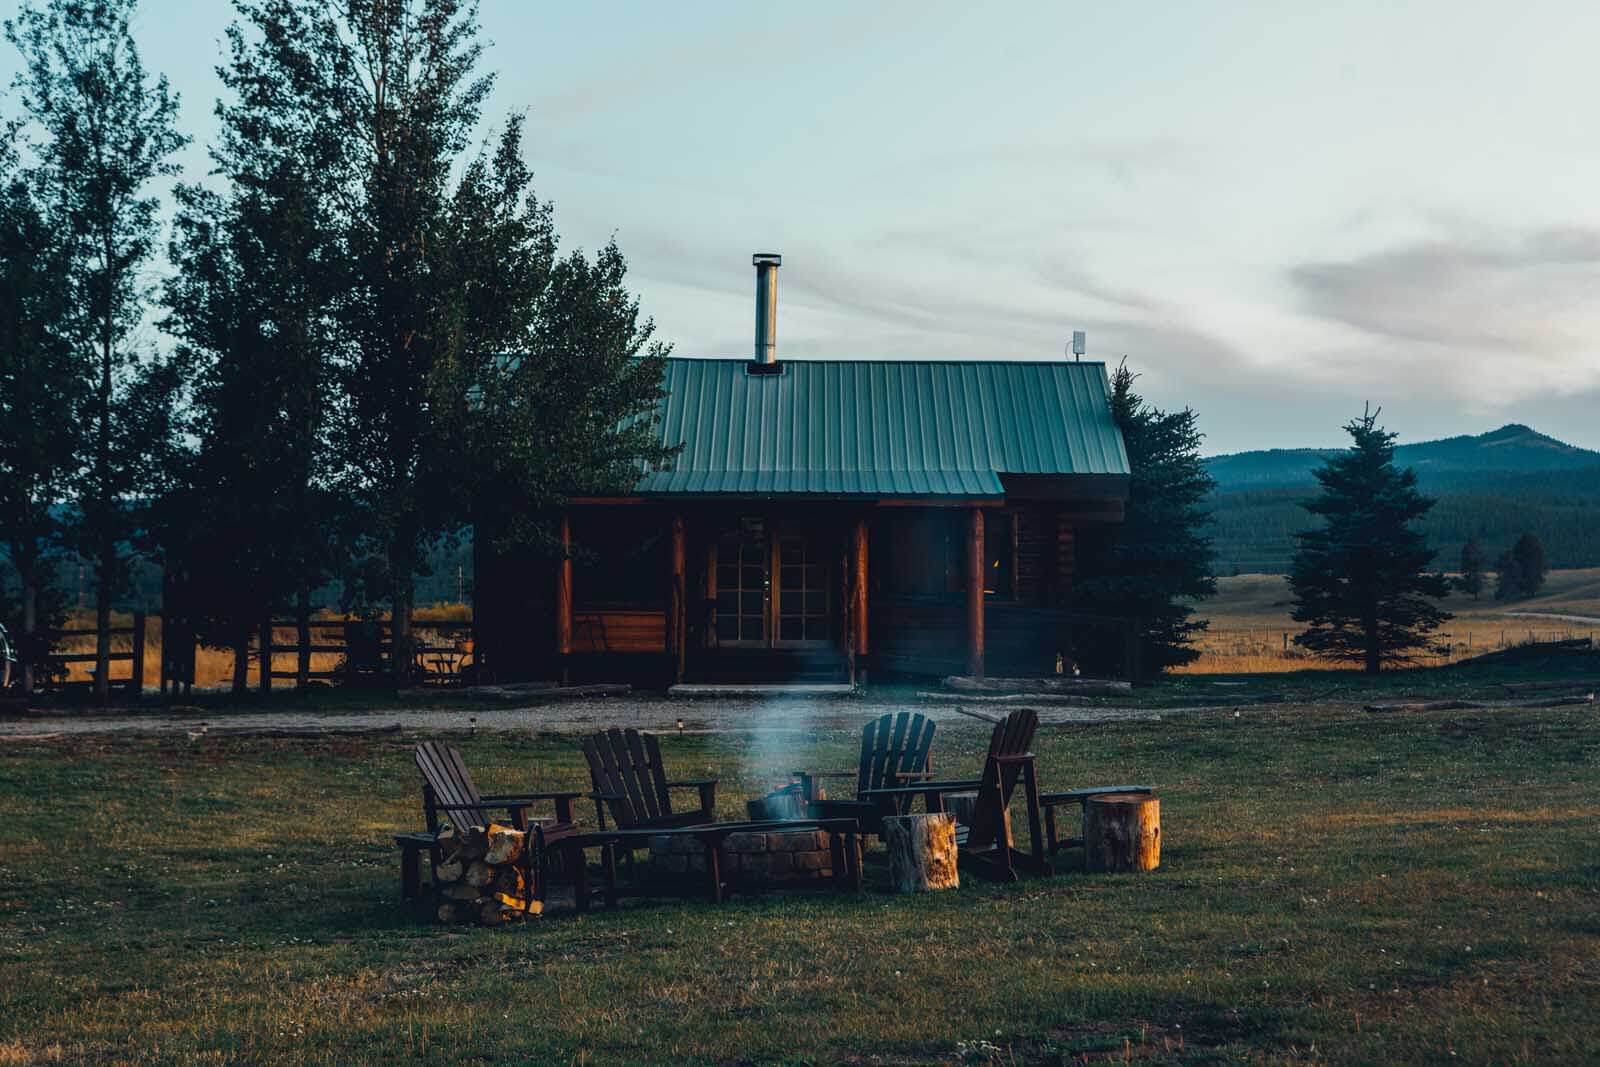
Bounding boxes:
581 727 718 832
406 740 583 906
861 707 1048 881
799 711 937 837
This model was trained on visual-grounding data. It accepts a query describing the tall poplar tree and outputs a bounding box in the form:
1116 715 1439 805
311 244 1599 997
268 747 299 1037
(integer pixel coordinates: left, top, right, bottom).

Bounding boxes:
6 0 187 702
1289 409 1451 673
0 126 80 694
230 0 671 683
163 10 348 692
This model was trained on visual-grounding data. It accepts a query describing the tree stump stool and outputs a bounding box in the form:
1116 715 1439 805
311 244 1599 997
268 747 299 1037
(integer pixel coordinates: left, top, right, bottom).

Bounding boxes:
1083 793 1160 872
883 812 959 892
945 790 1012 848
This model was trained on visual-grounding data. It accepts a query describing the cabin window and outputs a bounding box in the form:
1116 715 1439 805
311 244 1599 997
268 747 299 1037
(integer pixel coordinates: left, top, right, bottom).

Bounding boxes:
984 510 1015 600
873 510 1016 600
571 515 666 609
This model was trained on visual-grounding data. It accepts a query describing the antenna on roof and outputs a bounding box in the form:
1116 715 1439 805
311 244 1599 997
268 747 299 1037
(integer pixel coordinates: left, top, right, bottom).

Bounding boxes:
1069 330 1086 361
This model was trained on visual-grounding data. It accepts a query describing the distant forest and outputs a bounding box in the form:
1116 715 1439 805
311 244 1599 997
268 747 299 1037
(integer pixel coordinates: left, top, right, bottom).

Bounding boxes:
1209 465 1600 574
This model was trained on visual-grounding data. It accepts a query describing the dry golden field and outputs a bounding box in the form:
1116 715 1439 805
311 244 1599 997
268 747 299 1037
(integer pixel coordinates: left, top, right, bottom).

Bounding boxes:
1181 568 1600 673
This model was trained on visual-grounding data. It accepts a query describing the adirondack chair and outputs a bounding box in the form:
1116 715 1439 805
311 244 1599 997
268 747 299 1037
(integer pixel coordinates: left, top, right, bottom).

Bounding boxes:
411 740 583 903
861 707 1048 881
800 711 937 837
581 727 718 831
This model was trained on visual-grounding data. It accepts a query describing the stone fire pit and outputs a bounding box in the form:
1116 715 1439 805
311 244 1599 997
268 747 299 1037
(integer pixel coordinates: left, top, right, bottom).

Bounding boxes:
649 827 837 886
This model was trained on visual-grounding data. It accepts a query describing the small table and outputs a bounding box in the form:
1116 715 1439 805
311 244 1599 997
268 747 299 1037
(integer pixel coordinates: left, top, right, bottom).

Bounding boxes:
560 818 863 908
1039 785 1155 855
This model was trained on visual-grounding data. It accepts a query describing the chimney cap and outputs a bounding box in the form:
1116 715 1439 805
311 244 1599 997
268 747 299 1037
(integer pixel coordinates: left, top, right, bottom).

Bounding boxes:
752 252 782 266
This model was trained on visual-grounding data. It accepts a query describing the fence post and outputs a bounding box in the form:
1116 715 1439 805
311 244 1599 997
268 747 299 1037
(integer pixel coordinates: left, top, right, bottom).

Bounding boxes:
259 619 273 693
131 611 146 696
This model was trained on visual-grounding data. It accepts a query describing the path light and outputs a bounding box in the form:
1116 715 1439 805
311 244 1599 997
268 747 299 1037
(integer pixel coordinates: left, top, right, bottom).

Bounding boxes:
676 717 685 734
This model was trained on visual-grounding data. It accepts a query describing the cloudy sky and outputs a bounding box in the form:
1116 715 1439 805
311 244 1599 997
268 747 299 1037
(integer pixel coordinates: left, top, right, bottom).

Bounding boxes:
11 0 1600 453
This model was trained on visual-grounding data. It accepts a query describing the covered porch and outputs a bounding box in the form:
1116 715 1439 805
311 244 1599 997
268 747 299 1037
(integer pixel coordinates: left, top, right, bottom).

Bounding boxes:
517 494 1124 686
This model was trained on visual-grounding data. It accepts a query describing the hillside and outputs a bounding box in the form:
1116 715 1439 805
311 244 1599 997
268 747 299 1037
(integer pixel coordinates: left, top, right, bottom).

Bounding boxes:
1206 425 1600 573
1207 424 1600 490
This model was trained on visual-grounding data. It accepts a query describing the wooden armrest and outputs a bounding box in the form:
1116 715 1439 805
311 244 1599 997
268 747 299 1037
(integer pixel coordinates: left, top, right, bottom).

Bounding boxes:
860 778 983 799
480 792 583 802
886 769 937 779
431 801 519 812
1039 785 1155 807
990 753 1036 765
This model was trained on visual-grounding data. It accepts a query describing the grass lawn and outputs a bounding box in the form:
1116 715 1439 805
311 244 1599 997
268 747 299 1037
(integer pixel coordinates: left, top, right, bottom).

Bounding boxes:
2 702 1597 1064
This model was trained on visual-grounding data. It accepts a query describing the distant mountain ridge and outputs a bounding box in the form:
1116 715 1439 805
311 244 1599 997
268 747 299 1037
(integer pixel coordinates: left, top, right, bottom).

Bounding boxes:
1204 425 1600 574
1206 424 1600 490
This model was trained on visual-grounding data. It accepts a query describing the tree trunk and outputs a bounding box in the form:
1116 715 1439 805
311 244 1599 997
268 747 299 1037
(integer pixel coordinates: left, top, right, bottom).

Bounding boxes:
295 584 311 689
883 812 960 892
391 542 414 688
93 546 112 706
93 271 114 707
1083 793 1160 872
232 625 250 694
20 578 36 696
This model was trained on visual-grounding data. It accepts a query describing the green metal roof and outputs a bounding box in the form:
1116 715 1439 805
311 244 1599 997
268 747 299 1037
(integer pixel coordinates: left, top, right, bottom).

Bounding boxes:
636 358 1129 498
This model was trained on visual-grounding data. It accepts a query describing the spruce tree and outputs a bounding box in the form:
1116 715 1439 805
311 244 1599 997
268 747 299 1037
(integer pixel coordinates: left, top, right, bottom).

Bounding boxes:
1494 532 1547 601
1457 536 1486 600
6 0 188 702
1289 409 1451 673
1071 361 1216 677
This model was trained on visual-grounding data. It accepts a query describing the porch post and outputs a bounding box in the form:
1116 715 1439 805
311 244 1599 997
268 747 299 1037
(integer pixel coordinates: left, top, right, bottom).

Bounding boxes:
966 507 985 679
851 516 869 676
556 512 573 675
668 514 686 683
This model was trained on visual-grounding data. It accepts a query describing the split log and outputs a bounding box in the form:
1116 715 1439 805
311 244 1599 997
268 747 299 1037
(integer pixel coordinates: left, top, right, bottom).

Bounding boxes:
436 901 473 924
945 790 1012 848
484 825 525 865
492 867 526 895
450 827 488 861
441 883 482 902
433 859 464 884
883 812 959 892
464 861 496 888
1083 792 1160 873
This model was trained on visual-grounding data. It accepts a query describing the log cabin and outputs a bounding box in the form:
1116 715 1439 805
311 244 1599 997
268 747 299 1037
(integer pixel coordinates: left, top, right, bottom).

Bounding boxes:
474 253 1130 688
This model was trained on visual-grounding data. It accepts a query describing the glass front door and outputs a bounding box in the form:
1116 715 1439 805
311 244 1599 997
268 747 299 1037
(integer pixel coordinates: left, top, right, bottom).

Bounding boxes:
775 536 829 645
715 534 768 646
713 528 830 648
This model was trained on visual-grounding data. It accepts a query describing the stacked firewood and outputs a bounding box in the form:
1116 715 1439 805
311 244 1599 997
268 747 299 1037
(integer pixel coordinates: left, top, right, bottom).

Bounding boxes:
432 823 543 925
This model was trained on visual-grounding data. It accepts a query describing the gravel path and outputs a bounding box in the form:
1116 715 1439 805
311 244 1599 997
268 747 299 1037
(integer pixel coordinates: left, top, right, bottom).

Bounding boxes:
0 692 1170 738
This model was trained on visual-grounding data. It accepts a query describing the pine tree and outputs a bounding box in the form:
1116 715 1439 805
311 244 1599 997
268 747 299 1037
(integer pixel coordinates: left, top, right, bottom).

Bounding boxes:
1071 361 1216 677
6 0 188 702
1457 536 1486 600
1289 409 1451 673
1494 532 1547 601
